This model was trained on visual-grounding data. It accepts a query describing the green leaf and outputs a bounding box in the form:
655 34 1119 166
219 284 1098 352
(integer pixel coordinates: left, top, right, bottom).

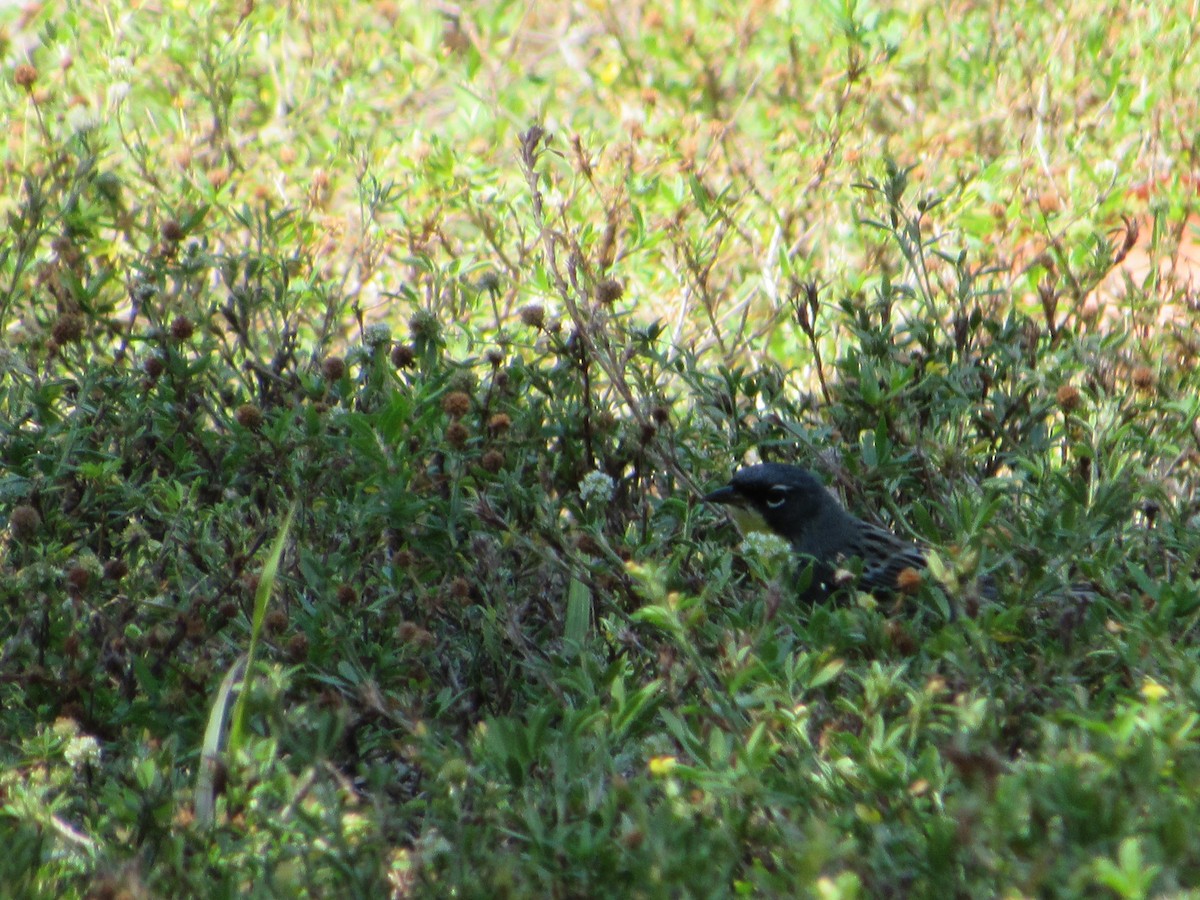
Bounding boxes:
809 658 845 689
565 577 591 645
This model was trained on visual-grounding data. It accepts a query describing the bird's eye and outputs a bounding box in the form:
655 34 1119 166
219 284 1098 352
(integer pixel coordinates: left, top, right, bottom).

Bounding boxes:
766 486 790 509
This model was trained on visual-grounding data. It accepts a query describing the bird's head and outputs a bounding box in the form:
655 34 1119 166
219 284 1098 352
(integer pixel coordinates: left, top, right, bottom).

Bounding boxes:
703 463 838 545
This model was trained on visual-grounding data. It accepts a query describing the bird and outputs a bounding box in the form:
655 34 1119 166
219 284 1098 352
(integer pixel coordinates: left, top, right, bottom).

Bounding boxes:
703 462 977 602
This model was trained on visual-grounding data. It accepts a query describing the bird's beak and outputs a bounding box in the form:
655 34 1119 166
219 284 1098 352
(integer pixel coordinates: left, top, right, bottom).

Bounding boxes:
704 484 772 536
703 484 742 506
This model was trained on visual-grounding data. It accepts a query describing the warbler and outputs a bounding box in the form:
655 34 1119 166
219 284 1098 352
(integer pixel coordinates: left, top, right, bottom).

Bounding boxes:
704 462 975 601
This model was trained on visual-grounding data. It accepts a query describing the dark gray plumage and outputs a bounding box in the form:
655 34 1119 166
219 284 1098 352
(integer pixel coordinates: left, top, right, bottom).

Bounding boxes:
704 463 946 598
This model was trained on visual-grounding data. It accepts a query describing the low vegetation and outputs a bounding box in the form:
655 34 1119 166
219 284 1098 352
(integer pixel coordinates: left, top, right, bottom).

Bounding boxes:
3 1 1199 896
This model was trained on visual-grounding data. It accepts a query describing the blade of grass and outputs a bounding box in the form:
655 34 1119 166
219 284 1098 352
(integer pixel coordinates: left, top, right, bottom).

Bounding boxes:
230 502 296 750
194 504 296 828
194 654 246 829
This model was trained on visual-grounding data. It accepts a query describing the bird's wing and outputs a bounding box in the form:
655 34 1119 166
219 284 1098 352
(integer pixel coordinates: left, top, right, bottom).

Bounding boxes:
847 523 927 594
859 545 928 593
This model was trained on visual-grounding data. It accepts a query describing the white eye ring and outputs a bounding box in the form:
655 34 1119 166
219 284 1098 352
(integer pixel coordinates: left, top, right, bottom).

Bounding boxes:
766 485 790 509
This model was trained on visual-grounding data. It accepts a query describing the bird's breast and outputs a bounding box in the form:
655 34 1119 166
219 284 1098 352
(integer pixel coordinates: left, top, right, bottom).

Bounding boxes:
729 506 773 537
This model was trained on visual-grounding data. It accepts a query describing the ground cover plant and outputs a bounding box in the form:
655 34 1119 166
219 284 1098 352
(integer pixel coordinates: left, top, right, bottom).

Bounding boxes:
3 0 1200 896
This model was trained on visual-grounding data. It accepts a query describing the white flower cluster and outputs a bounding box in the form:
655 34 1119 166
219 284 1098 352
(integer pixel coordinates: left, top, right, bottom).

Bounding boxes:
363 323 392 348
740 531 793 564
64 734 101 769
579 470 615 504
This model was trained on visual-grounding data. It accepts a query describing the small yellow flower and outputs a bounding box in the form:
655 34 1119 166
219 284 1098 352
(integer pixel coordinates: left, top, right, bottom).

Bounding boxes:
648 755 677 776
1141 678 1168 702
